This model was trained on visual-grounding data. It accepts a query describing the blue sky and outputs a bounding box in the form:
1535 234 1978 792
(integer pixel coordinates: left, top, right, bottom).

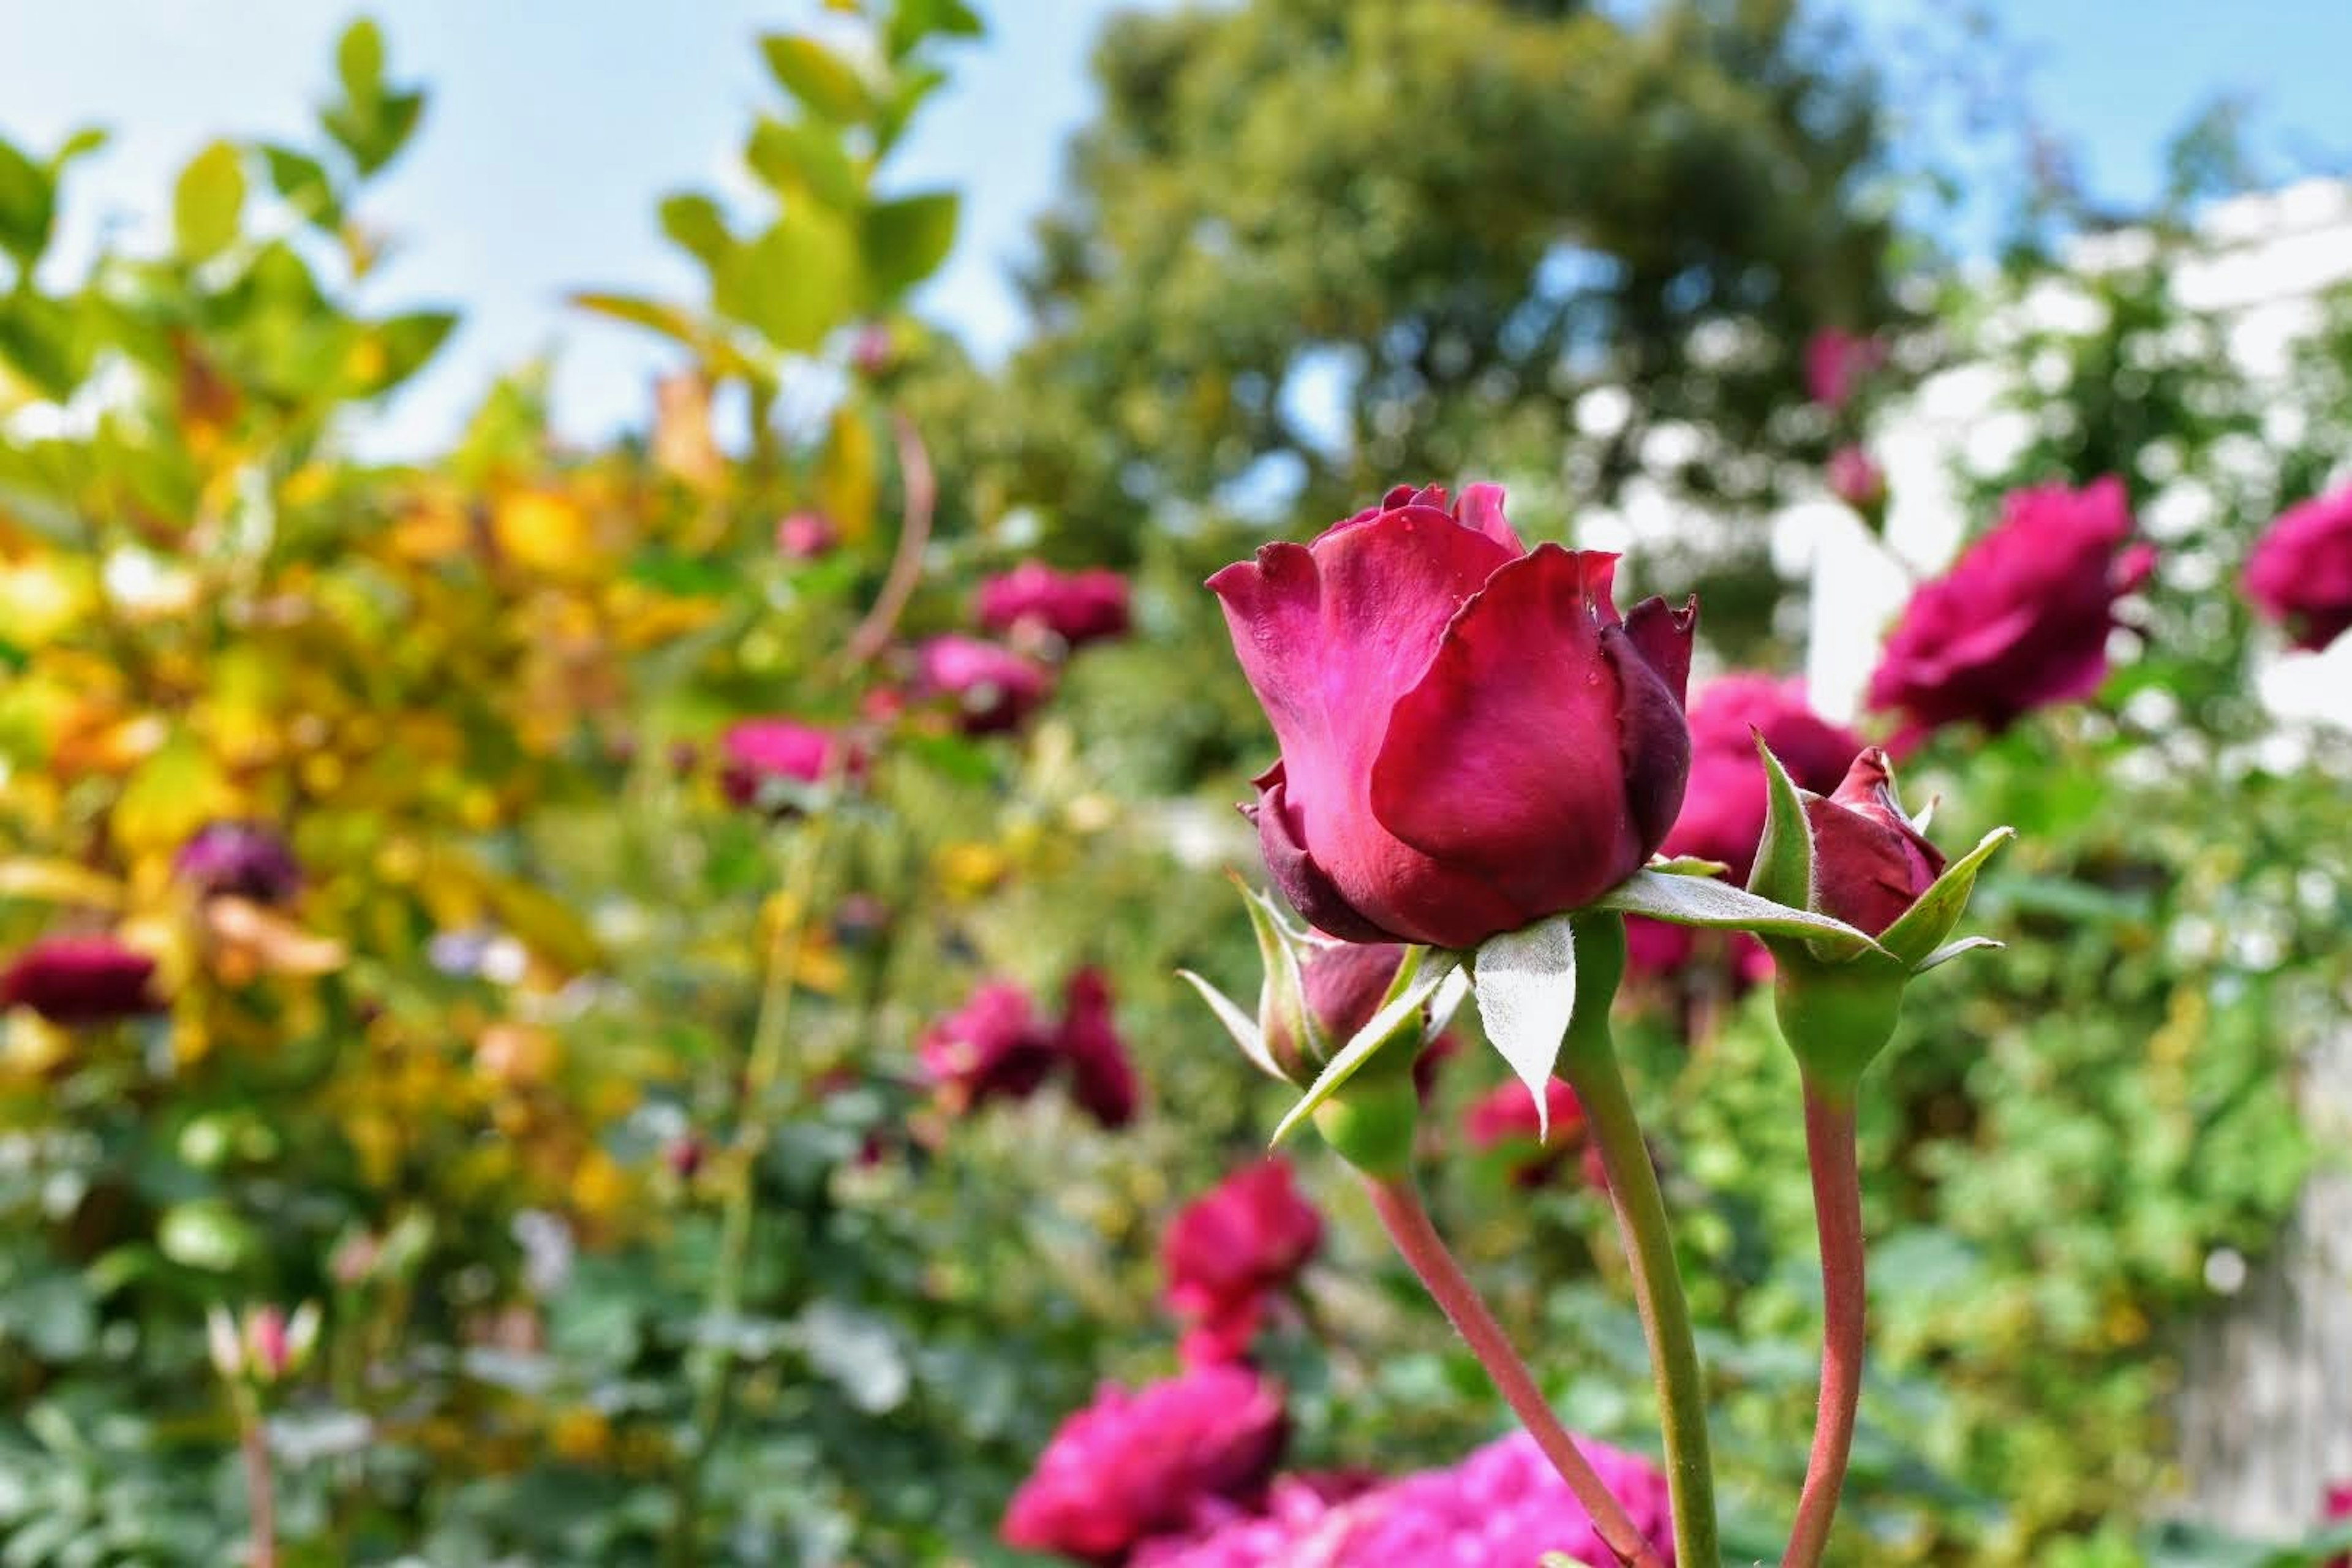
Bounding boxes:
2 1 2347 456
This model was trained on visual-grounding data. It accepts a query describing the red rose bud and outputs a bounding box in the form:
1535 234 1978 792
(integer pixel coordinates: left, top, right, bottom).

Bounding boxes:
1057 967 1140 1129
665 1136 706 1181
1262 940 1411 1084
1806 326 1886 412
1000 1363 1287 1561
918 981 1058 1113
976 562 1133 651
1826 444 1887 514
1464 1078 1590 1188
1209 483 1695 949
175 821 303 906
1868 477 2154 738
1804 750 1946 937
2324 1482 2352 1568
914 635 1054 736
2245 481 2352 652
718 718 864 809
1 936 163 1025
775 511 839 561
1163 1159 1322 1364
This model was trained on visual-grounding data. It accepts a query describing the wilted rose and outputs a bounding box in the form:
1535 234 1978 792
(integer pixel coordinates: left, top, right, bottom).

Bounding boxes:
1804 750 1945 935
175 821 303 905
918 981 1058 1113
1001 1363 1287 1561
914 634 1054 736
1163 1159 1322 1365
2244 481 2352 652
977 562 1133 650
718 718 863 809
1 935 163 1025
1056 967 1140 1129
1210 483 1695 949
1868 477 2154 737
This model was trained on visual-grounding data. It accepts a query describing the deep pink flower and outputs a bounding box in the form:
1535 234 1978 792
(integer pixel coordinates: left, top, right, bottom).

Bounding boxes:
775 511 839 561
1 936 162 1025
1804 750 1945 936
1057 967 1140 1129
175 821 303 905
915 634 1054 736
2245 482 2352 652
1465 1078 1591 1186
918 981 1058 1113
2323 1480 2352 1568
1806 327 1886 412
718 718 863 809
977 562 1134 650
1826 444 1886 511
1867 477 2154 737
1164 1160 1322 1364
1132 1428 1672 1568
1209 483 1695 949
1001 1364 1287 1562
1667 677 1863 883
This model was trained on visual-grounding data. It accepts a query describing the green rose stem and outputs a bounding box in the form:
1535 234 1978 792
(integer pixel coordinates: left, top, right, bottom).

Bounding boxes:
1363 1175 1668 1568
1784 1078 1866 1568
1557 913 1719 1567
668 805 838 1565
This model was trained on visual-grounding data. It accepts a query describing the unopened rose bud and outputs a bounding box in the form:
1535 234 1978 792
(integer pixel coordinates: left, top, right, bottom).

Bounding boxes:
1803 750 1945 936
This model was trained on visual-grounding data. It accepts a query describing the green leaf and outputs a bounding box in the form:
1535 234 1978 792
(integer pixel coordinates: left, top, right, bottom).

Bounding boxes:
746 118 862 211
0 292 85 399
714 206 862 353
1913 935 2003 974
571 290 699 346
1178 969 1281 1081
1236 877 1312 1064
262 143 341 228
1746 737 1815 911
0 138 55 268
760 34 871 123
886 0 987 59
173 141 247 261
658 192 734 268
1270 953 1458 1146
1596 869 1880 958
337 18 386 106
351 309 457 396
1471 913 1578 1137
863 190 960 299
1879 826 2014 969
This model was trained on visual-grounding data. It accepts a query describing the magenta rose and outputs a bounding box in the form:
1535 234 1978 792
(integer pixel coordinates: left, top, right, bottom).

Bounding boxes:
1826 444 1886 513
1209 483 1696 949
774 511 839 561
1804 750 1945 936
1668 676 1863 881
1806 327 1886 412
2244 481 2352 652
1 935 164 1025
1055 967 1140 1129
914 634 1054 736
1000 1363 1287 1561
1867 477 2154 737
1464 1078 1594 1188
2323 1481 2352 1568
718 718 863 809
918 981 1058 1114
1132 1428 1672 1568
175 821 303 906
976 562 1133 650
1163 1159 1323 1365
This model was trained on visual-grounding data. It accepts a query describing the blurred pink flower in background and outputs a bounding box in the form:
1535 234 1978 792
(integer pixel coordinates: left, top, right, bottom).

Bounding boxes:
919 981 1059 1114
1163 1159 1322 1364
1805 326 1886 411
175 820 303 905
1057 967 1141 1129
1 935 163 1025
775 511 839 560
2244 481 2352 652
915 634 1054 735
718 718 863 809
977 561 1133 650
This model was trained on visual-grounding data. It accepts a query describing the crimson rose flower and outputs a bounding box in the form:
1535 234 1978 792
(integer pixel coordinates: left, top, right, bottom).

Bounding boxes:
1 936 163 1025
1804 750 1945 936
977 562 1133 650
2244 481 2352 652
914 634 1053 736
1057 967 1140 1129
918 981 1058 1113
1867 477 2154 737
1163 1159 1322 1365
1210 483 1695 949
1001 1364 1287 1561
718 718 862 809
175 821 303 905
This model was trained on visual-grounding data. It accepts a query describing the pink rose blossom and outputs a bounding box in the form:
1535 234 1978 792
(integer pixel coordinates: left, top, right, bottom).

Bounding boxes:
2244 481 2352 652
915 634 1054 736
977 562 1134 650
1 936 162 1025
1164 1160 1322 1364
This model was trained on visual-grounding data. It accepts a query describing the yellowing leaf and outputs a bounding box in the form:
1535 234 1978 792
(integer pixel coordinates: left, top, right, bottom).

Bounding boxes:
173 141 246 262
492 489 598 576
113 735 234 857
0 858 124 910
815 404 878 542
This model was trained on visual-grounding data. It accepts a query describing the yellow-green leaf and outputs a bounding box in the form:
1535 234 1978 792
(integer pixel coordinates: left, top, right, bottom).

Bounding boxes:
862 190 958 299
714 206 861 353
173 141 246 262
759 34 870 123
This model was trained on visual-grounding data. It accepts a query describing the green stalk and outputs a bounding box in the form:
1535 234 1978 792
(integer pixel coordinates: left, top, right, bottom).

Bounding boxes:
1558 914 1718 1564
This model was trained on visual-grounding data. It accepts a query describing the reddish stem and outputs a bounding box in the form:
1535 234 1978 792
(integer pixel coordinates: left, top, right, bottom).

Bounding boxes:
1365 1176 1668 1568
239 1408 277 1568
1784 1084 1866 1567
841 412 935 669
